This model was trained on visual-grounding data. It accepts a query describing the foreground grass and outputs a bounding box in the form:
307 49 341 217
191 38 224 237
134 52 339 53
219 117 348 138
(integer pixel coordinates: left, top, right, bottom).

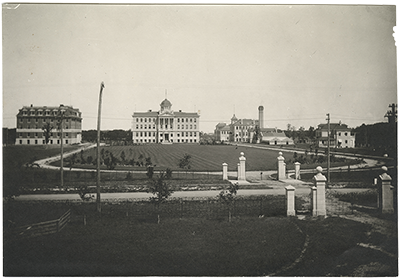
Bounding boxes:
4 201 394 276
280 217 397 277
4 216 306 276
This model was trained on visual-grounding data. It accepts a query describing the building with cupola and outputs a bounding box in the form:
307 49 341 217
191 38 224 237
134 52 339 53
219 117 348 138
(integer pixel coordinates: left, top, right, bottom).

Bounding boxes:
215 106 294 145
131 98 200 144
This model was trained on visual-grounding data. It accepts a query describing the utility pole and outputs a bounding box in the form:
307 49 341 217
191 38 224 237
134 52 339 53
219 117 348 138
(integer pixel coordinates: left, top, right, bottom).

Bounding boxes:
96 82 105 213
59 105 65 189
326 113 330 186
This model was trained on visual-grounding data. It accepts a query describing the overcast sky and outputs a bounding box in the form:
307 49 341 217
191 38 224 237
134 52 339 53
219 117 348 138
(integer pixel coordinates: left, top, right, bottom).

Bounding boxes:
2 4 397 133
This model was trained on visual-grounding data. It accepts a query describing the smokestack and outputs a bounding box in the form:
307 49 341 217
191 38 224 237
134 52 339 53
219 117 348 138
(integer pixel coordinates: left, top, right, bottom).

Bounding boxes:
258 106 264 129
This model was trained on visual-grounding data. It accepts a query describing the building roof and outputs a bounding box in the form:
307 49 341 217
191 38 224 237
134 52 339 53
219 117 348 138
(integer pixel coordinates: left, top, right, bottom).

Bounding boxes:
160 98 172 108
261 131 288 138
232 119 257 126
215 122 227 129
132 112 159 117
17 105 81 118
132 111 198 117
317 123 351 131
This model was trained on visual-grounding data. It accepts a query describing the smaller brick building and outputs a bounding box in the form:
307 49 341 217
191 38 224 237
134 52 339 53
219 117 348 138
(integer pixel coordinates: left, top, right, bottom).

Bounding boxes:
16 104 82 145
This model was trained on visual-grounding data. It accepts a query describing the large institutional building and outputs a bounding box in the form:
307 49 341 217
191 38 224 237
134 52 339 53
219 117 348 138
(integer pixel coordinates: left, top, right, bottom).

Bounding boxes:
16 104 82 145
215 106 294 145
131 98 200 144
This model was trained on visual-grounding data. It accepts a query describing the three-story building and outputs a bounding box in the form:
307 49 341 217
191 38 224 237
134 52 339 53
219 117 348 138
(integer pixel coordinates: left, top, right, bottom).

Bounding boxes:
16 104 82 145
131 98 200 144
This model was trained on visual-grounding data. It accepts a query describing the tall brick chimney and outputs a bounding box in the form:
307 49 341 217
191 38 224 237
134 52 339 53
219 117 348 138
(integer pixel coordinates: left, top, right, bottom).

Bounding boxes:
258 105 264 129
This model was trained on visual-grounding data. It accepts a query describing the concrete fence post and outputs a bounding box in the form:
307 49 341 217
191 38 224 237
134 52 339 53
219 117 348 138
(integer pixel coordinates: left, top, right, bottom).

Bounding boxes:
311 186 317 216
312 166 327 217
277 152 285 180
285 185 296 216
222 163 228 180
378 166 394 214
239 152 246 181
294 162 301 180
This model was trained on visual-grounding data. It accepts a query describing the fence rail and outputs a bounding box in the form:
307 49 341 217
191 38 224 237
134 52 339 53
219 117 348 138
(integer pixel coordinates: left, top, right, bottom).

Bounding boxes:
95 196 307 220
4 169 223 191
8 209 71 239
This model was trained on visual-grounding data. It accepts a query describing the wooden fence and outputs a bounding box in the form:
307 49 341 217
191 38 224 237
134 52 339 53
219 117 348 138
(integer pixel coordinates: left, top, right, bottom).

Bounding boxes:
9 209 71 239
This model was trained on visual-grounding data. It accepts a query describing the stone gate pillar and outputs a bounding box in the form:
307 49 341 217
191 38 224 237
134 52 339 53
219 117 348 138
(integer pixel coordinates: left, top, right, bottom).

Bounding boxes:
222 163 228 180
294 162 301 180
277 152 285 180
312 166 326 217
311 186 317 216
285 185 296 216
239 152 246 181
237 163 241 180
378 166 394 214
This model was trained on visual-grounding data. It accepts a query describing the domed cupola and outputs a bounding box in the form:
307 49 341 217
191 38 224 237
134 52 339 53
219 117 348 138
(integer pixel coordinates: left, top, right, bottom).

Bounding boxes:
160 98 172 113
231 114 238 124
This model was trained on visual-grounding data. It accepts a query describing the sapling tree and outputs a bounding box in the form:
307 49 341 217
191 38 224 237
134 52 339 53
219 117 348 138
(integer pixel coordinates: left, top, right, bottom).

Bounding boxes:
42 121 54 148
178 153 192 177
217 182 239 222
147 172 174 224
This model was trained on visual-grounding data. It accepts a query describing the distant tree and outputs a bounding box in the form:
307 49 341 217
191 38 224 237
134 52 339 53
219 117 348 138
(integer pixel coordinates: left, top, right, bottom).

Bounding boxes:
120 151 126 165
217 182 239 222
138 154 144 166
178 153 192 170
69 153 77 170
145 156 152 166
42 121 54 147
165 168 173 179
252 125 261 143
146 165 154 179
86 155 93 165
104 152 117 170
147 172 174 224
80 150 86 164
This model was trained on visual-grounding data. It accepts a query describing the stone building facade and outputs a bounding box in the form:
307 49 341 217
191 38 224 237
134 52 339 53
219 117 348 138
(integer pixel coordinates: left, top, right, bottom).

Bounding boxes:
131 98 200 144
16 104 82 145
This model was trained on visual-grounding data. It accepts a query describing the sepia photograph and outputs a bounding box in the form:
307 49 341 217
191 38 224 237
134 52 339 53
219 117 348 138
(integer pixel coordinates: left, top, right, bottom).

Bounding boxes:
2 3 398 276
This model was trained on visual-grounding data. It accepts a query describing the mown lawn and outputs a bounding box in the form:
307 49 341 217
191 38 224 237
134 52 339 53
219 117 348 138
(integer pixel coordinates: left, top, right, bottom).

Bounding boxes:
3 210 380 276
4 198 395 277
55 144 287 171
4 215 305 276
51 144 360 172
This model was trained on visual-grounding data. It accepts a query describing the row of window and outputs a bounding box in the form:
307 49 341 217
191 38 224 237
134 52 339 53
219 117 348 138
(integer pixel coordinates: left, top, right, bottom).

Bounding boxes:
134 139 197 143
338 132 354 136
234 126 252 130
19 139 70 145
134 132 197 137
18 132 72 138
321 140 351 144
135 117 197 123
18 125 77 130
21 110 80 117
135 124 197 130
19 118 80 124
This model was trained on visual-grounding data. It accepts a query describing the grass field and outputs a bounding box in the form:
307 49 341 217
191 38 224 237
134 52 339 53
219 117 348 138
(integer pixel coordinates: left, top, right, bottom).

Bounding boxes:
55 144 287 171
3 203 384 276
49 143 361 172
